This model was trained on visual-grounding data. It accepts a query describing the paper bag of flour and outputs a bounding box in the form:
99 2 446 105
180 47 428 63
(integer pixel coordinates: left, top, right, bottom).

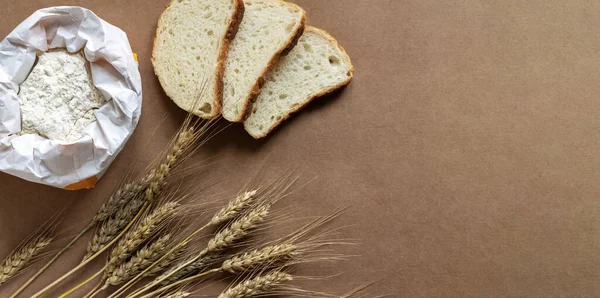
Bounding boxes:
0 7 142 190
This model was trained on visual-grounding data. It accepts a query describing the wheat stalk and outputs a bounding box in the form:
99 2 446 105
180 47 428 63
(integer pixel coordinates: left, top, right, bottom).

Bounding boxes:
96 126 195 223
108 190 258 298
145 209 346 297
218 270 293 298
29 122 206 298
210 190 257 226
131 204 272 298
107 202 179 273
85 127 195 260
148 242 298 296
107 234 172 286
164 204 271 281
158 190 259 282
0 237 52 285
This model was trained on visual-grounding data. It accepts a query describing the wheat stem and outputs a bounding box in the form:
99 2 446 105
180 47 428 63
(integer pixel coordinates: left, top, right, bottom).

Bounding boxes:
57 266 104 298
83 279 104 298
140 268 220 298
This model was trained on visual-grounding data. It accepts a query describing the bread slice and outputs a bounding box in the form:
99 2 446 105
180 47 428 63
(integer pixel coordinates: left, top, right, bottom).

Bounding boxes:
221 0 306 122
152 0 244 119
244 27 354 138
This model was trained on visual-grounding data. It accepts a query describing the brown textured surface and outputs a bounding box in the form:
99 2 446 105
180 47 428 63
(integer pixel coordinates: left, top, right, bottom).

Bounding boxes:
2 0 600 297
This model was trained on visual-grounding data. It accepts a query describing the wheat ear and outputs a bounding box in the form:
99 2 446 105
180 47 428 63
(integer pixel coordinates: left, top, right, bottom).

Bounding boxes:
165 204 271 280
132 205 271 298
107 202 179 273
10 176 152 297
150 209 347 297
143 247 183 278
84 196 147 260
0 237 52 285
222 243 297 273
93 180 149 224
150 243 297 296
219 270 293 298
160 190 259 283
207 204 270 253
108 191 258 298
210 190 257 226
106 234 172 286
32 126 198 298
86 127 195 260
160 253 221 285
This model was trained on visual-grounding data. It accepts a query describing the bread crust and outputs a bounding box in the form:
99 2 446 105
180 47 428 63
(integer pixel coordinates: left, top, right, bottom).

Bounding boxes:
245 26 355 139
152 0 245 119
224 0 307 123
212 0 245 119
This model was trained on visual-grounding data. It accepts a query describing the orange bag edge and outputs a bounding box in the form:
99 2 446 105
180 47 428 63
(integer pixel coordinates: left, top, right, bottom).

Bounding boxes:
64 176 99 191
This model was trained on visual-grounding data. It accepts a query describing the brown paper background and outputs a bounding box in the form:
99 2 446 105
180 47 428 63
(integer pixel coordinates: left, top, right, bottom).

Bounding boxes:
2 0 600 297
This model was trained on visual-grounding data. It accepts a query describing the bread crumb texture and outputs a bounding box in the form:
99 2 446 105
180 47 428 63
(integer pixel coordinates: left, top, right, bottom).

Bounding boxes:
153 0 238 117
244 28 353 138
222 0 304 121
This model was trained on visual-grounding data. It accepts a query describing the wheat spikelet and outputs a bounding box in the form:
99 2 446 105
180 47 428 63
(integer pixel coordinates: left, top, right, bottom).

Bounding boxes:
221 243 297 274
145 128 195 202
207 205 270 253
92 180 149 224
218 271 293 298
107 202 179 273
84 196 147 260
144 247 183 278
0 237 52 285
210 190 257 226
107 234 172 286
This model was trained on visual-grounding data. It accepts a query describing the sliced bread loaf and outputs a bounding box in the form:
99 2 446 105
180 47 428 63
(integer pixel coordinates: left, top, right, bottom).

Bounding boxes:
244 27 354 138
152 0 244 119
221 0 306 122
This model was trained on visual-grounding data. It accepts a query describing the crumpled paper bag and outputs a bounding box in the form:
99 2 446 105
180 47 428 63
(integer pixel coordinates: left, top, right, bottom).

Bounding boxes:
0 6 142 190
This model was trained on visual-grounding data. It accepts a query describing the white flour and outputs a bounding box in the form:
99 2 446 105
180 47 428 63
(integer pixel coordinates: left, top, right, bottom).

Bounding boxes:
18 50 106 141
